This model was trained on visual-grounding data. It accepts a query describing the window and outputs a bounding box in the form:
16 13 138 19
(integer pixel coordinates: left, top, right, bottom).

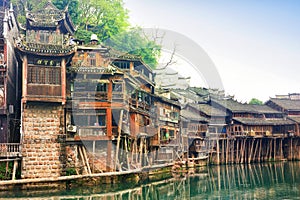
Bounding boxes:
97 110 106 126
88 52 96 66
73 110 106 127
114 61 130 69
113 83 123 93
96 83 107 92
28 66 61 85
39 30 50 44
160 128 167 140
169 130 175 138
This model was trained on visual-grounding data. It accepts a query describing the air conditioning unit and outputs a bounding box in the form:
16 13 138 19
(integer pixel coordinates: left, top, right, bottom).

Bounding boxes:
67 125 77 133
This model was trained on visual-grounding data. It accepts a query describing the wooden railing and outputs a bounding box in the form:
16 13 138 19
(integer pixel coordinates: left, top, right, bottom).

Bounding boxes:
0 143 21 157
78 127 106 137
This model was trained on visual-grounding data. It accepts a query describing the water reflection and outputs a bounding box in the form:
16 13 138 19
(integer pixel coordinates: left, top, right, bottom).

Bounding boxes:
2 162 300 199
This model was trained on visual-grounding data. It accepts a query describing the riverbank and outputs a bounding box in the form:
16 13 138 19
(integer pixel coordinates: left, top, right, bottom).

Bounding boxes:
0 163 174 191
1 162 299 199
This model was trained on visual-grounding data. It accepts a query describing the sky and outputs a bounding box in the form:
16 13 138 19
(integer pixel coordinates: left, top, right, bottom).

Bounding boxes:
124 0 300 102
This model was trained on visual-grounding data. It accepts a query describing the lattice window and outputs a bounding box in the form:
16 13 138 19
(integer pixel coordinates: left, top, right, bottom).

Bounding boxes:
28 66 61 85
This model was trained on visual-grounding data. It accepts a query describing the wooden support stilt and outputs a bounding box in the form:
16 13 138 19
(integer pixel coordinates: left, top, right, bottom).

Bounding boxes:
273 138 276 161
248 139 255 164
220 139 223 164
226 138 229 164
280 139 283 160
290 138 293 160
144 139 149 165
139 138 144 166
115 110 124 171
124 136 130 170
216 138 220 165
253 139 259 163
258 139 262 162
240 139 246 164
236 139 240 163
231 139 234 164
268 139 272 161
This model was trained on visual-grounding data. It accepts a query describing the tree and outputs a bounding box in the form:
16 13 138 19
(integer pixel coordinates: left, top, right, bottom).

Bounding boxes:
10 0 161 68
104 27 161 69
77 0 129 41
249 98 263 105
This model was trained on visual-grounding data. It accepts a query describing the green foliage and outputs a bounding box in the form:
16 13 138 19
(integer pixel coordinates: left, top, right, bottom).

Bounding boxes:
74 29 94 44
66 167 77 176
105 27 161 69
0 162 12 180
249 98 263 105
10 0 160 69
77 0 129 41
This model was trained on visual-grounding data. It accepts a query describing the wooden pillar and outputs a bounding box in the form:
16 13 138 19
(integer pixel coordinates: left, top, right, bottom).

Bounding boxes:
22 55 28 102
274 138 276 161
106 107 112 172
61 58 66 104
12 160 18 180
290 138 293 160
248 139 255 164
226 139 229 164
236 139 240 163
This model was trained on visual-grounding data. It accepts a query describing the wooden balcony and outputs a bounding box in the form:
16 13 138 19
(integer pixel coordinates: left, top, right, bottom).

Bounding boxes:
0 143 21 158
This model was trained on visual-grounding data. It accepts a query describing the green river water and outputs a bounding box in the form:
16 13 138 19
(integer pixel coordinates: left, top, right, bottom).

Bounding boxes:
1 162 300 199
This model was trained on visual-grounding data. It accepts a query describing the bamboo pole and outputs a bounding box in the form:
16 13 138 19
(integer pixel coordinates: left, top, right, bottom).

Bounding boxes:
82 146 92 174
78 146 88 174
92 140 95 173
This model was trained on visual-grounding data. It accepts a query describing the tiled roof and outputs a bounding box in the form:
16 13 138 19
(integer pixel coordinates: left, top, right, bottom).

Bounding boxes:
188 103 226 117
269 98 300 111
171 89 207 103
212 98 282 114
233 117 295 126
181 109 208 122
288 116 300 123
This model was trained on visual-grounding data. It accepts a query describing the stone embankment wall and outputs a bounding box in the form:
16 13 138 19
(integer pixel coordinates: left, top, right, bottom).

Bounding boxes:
21 104 65 179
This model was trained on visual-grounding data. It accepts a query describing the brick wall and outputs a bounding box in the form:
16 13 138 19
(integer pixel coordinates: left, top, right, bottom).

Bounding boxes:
21 104 65 179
